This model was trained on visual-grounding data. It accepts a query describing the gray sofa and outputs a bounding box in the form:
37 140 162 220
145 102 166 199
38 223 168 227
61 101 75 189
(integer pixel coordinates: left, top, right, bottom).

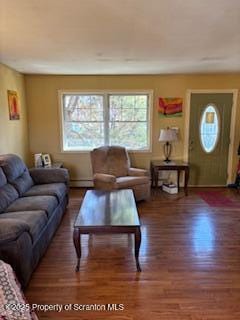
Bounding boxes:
0 154 69 287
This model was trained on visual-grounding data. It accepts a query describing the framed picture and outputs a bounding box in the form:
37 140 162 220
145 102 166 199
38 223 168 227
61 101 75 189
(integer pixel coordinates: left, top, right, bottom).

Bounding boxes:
42 154 52 167
34 153 43 167
7 90 20 120
158 97 183 117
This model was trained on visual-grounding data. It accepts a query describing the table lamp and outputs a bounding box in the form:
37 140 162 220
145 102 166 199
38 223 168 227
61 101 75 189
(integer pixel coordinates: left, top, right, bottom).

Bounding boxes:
159 127 178 162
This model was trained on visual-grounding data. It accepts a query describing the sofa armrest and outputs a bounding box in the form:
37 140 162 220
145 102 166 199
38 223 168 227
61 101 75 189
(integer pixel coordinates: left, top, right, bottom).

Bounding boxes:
128 167 149 177
0 219 30 244
93 173 117 190
29 168 69 185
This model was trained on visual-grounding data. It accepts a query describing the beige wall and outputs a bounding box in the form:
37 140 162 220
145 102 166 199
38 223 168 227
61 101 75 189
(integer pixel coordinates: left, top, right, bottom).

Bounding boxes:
0 63 29 163
25 74 240 184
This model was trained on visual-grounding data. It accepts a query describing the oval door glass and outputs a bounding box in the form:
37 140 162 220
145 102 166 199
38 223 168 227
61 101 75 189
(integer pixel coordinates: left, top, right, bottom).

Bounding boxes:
200 105 219 153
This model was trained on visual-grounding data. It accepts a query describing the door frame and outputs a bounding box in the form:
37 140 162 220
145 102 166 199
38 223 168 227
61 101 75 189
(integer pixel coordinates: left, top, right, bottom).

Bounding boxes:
184 89 238 185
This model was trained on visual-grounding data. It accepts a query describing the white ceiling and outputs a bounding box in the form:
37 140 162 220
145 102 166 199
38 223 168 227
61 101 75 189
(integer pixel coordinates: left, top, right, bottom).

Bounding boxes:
1 0 240 75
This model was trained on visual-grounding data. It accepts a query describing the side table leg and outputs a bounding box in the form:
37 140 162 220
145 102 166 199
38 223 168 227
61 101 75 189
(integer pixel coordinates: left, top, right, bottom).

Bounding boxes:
154 168 158 188
151 164 154 187
73 228 81 272
177 170 180 191
134 227 142 272
185 167 189 196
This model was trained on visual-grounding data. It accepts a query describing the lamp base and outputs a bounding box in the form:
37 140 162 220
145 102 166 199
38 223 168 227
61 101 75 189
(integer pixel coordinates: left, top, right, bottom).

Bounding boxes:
163 142 172 163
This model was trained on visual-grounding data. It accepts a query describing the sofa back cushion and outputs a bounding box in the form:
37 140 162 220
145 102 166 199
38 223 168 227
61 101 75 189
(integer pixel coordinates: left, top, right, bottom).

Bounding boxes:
0 154 33 196
0 167 7 188
0 167 19 213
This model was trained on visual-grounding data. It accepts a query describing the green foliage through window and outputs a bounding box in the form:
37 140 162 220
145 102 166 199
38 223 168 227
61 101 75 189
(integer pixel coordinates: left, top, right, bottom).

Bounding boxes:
61 93 151 151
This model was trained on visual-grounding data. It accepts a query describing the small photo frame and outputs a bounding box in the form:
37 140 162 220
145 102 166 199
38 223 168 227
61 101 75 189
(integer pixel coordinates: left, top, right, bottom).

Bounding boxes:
42 154 52 167
8 90 20 120
34 153 43 167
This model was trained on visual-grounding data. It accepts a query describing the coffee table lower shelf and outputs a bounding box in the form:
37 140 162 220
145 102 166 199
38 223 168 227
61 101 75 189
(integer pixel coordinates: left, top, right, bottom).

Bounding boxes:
73 225 142 272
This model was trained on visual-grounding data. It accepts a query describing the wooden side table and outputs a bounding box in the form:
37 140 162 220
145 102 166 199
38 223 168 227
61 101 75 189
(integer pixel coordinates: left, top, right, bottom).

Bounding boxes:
151 160 189 196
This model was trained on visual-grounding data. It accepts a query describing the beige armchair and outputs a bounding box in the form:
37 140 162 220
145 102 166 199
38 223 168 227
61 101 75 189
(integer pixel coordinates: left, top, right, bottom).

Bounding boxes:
90 146 150 201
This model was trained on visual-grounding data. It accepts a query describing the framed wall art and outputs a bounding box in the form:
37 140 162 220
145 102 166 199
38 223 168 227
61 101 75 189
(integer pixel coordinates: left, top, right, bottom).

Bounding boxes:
158 97 183 117
7 90 20 120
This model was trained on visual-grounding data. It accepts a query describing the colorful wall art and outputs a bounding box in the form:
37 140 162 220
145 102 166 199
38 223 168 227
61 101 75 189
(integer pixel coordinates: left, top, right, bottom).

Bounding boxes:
7 90 20 120
158 97 183 117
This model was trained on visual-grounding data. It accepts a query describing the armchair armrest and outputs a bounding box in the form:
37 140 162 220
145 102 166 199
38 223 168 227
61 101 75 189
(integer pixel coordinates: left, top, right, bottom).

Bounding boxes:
29 168 69 185
0 219 30 244
128 167 149 177
93 173 117 190
94 173 116 183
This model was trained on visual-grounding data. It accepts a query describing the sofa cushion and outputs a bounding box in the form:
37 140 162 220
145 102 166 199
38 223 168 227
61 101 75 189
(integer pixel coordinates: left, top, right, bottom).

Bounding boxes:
23 183 67 202
0 218 30 243
29 168 69 185
0 211 47 244
116 176 149 189
6 196 58 218
0 168 7 188
0 154 33 195
0 184 19 214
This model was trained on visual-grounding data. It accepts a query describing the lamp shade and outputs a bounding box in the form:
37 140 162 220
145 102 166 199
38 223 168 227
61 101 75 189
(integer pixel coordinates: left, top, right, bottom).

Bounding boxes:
159 128 178 142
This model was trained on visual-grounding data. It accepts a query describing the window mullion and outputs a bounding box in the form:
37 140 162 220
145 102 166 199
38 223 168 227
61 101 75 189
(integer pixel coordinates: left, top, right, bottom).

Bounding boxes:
103 94 109 145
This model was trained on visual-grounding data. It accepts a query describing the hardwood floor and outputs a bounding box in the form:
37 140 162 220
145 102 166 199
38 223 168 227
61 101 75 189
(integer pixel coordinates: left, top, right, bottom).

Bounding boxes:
25 187 240 320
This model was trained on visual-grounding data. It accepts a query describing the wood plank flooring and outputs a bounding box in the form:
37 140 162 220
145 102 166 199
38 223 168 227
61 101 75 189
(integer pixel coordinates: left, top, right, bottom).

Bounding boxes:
25 188 240 320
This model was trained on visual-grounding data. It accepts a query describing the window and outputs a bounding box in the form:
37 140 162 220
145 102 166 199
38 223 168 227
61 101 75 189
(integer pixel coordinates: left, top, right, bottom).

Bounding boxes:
60 91 152 151
200 105 219 153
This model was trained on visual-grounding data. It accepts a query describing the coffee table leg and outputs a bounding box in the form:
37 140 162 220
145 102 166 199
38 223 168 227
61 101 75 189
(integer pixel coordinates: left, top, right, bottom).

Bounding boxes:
134 227 142 272
73 228 81 272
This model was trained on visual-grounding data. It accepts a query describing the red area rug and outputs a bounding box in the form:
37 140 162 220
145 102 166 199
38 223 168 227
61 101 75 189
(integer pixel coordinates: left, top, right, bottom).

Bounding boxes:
198 191 239 208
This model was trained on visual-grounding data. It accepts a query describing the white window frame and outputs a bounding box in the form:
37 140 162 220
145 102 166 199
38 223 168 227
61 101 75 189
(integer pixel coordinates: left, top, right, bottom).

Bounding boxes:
58 90 153 153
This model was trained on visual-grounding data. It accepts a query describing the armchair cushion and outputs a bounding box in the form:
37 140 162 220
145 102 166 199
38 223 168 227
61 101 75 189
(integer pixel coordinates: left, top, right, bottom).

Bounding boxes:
128 167 148 177
29 168 69 185
90 145 150 201
94 173 116 184
91 146 129 177
107 146 129 177
116 176 149 189
93 173 117 190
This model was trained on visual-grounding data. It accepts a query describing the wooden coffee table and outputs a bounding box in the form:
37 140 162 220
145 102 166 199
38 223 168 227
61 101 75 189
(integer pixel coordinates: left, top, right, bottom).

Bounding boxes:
73 189 142 272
